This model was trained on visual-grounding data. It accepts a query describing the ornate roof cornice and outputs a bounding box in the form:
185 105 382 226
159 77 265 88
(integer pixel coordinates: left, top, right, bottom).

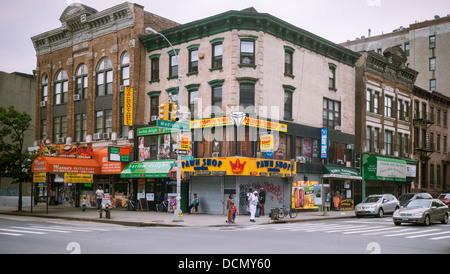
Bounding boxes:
140 9 360 67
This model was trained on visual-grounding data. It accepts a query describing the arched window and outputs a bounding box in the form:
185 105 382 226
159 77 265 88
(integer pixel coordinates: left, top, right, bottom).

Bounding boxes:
54 70 68 105
96 57 113 96
41 73 48 104
121 51 130 86
75 64 88 99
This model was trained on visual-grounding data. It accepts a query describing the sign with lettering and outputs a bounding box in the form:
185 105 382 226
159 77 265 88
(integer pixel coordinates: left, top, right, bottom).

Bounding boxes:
124 87 133 126
181 157 296 177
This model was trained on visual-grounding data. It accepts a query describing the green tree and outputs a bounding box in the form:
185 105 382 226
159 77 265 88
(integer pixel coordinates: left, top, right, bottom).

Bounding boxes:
0 105 37 211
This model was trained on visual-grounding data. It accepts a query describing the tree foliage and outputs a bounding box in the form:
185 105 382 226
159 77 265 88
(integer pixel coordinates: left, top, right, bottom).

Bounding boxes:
0 105 37 210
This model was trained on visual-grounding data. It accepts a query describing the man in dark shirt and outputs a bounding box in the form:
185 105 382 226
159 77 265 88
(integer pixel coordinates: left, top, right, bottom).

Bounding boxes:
259 188 266 216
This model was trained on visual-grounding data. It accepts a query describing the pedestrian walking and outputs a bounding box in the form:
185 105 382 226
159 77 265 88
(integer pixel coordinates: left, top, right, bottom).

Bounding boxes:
81 195 87 212
227 194 235 224
95 185 104 212
248 191 259 222
188 193 199 214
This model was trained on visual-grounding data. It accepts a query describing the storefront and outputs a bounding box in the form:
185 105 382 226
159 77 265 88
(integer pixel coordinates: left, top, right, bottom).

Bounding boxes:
322 166 362 211
31 144 131 209
120 160 179 210
362 154 416 198
180 157 296 214
31 147 100 207
92 146 131 208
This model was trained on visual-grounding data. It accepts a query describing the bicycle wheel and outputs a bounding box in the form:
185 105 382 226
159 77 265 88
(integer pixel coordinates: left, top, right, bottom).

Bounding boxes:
289 209 298 218
156 203 162 212
279 207 287 219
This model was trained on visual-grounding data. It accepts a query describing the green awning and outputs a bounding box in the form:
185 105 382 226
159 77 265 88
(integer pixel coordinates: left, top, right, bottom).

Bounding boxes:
363 155 407 182
323 166 362 180
120 160 175 178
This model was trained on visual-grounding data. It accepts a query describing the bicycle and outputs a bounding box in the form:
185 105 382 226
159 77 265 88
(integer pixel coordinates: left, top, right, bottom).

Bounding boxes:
156 200 169 212
278 205 298 219
125 199 137 211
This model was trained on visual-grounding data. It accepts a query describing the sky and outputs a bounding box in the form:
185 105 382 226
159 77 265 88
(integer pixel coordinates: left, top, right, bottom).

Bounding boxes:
1 0 449 74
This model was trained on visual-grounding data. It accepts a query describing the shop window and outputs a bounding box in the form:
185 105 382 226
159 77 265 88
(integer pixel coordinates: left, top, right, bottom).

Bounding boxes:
240 39 255 66
41 73 48 104
211 42 223 69
188 47 199 74
74 113 86 142
323 98 341 130
75 64 88 99
121 51 130 86
54 70 68 105
96 57 113 96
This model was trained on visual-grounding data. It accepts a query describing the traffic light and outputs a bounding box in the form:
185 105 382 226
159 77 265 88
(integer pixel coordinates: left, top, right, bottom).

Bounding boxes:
170 102 179 122
159 102 169 121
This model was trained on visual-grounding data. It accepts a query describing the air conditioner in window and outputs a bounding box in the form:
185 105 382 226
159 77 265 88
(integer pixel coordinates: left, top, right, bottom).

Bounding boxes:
102 133 111 139
295 156 307 163
151 115 158 122
40 101 46 107
334 125 342 131
74 94 81 101
404 153 409 158
212 152 219 158
93 133 103 140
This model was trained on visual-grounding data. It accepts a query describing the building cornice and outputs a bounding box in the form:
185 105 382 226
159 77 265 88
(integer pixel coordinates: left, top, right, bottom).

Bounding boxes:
31 2 134 56
140 9 360 67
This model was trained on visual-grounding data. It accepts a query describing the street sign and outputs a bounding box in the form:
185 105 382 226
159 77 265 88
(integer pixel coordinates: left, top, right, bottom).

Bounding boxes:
174 149 188 155
157 120 190 131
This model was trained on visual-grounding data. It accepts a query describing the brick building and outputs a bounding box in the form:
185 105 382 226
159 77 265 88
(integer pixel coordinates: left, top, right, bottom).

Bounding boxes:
29 2 178 206
31 2 178 146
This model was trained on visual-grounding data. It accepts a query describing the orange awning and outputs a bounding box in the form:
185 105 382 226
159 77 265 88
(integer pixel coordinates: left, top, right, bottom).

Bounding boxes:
92 147 129 174
32 156 100 174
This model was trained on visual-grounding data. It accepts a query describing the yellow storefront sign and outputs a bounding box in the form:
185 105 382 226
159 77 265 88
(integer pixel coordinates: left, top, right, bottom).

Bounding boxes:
64 173 93 184
190 117 287 132
180 157 296 177
260 134 274 150
33 173 46 183
124 87 133 126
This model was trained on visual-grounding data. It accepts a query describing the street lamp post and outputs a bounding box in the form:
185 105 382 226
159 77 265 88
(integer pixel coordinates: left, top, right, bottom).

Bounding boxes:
146 27 183 222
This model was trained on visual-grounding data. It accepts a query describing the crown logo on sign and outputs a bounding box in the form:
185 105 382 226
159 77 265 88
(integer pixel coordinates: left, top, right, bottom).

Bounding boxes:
230 159 246 173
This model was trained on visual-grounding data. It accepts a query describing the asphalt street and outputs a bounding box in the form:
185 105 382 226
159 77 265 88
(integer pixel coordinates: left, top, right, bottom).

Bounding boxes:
0 215 449 255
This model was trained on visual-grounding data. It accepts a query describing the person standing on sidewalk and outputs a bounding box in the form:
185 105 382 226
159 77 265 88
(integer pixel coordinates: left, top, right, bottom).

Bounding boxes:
95 186 104 212
248 191 259 222
81 195 87 212
259 188 266 216
227 194 235 224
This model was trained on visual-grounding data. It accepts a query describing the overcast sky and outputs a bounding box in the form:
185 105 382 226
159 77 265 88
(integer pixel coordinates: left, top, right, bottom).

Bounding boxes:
1 0 448 74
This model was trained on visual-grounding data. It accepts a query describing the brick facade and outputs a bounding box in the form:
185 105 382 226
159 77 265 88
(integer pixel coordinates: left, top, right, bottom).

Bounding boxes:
31 2 178 145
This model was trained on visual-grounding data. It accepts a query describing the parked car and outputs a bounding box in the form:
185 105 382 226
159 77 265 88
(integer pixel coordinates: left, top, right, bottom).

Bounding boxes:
393 199 449 226
438 193 450 206
398 193 433 207
355 194 400 218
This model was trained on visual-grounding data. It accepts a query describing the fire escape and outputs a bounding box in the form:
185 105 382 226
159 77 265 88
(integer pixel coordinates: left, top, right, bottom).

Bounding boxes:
413 111 435 160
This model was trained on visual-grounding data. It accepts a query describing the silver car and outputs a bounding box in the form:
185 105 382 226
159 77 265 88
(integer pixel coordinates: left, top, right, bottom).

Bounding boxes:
393 199 449 226
355 194 400 218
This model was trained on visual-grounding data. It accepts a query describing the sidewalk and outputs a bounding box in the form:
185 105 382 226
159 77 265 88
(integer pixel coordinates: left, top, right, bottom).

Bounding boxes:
0 203 355 227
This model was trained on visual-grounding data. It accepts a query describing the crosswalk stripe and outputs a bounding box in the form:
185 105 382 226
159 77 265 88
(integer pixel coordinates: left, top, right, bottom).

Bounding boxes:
363 228 413 236
324 225 374 233
296 224 360 232
343 226 399 235
430 235 450 240
30 226 93 232
0 228 47 235
10 226 71 233
406 231 450 239
0 232 23 236
383 228 441 237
